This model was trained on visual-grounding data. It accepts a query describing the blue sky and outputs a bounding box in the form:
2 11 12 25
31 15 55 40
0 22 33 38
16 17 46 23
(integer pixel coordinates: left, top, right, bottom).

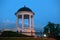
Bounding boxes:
0 0 60 30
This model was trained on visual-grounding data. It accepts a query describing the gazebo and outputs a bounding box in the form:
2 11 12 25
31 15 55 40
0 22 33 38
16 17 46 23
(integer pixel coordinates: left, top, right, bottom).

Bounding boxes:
15 6 35 36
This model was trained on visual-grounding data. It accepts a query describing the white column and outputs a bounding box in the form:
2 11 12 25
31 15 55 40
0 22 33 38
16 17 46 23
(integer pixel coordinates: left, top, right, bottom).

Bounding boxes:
16 16 18 27
29 15 31 30
22 15 24 31
31 16 35 36
16 16 19 32
28 17 30 28
31 16 34 29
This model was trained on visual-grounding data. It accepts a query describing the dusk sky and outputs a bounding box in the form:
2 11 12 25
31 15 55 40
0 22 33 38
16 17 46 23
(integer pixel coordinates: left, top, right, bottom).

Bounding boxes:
0 0 60 30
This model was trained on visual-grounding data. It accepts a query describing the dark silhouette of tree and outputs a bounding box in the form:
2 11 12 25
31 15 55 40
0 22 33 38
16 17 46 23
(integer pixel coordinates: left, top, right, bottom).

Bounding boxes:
44 25 48 34
44 22 60 38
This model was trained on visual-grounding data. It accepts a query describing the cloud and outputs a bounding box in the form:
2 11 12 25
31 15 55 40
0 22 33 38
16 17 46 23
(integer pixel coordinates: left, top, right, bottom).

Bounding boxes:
3 19 15 23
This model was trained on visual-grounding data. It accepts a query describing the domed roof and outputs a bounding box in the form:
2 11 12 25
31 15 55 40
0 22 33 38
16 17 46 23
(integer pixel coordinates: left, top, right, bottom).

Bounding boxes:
15 6 34 15
18 6 33 12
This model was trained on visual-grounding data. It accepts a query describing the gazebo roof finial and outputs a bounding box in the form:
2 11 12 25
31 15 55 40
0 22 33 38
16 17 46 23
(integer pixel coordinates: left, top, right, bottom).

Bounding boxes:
24 5 25 7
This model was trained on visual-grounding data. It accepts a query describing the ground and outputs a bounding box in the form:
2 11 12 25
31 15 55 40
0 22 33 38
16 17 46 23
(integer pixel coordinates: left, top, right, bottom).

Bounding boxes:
0 37 56 40
0 31 56 40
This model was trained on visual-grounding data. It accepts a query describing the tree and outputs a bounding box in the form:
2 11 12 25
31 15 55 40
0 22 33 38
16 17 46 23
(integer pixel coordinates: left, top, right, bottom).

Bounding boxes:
44 25 48 34
55 24 60 36
44 22 60 38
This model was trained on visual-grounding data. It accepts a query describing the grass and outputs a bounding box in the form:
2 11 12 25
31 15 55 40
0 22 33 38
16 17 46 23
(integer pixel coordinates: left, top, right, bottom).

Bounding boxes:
0 31 56 40
0 37 56 40
0 31 34 37
0 37 41 40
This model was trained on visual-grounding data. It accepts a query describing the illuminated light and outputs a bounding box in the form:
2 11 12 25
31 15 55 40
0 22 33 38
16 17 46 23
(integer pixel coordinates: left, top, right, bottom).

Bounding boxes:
43 34 47 37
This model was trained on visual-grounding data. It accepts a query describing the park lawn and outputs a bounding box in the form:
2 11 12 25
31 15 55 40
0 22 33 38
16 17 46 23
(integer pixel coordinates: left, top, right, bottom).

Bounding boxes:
0 31 56 40
0 37 42 40
0 37 56 40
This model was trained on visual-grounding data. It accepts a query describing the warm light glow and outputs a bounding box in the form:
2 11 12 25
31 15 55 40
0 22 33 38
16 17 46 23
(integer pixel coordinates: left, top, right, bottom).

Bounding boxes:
43 34 47 37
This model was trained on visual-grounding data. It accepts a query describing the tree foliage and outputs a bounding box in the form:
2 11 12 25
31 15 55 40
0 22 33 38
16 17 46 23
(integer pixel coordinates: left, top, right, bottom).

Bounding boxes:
44 22 60 38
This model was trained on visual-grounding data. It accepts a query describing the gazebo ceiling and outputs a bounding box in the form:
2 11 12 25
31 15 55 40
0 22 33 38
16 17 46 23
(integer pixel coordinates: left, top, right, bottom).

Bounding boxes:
15 6 34 15
18 15 33 19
